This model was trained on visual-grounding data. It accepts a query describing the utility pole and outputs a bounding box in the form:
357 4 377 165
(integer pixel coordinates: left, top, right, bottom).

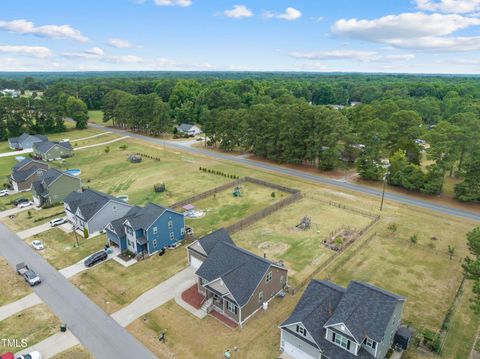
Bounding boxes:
380 176 387 212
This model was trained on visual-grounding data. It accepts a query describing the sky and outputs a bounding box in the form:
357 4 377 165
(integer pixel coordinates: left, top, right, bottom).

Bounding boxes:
1 0 480 73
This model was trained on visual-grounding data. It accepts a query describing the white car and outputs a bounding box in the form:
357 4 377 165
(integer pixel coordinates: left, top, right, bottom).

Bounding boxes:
16 351 42 359
31 240 44 250
17 201 33 208
0 189 9 197
49 217 66 227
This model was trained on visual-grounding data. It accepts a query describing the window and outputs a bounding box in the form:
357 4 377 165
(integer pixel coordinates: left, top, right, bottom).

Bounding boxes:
333 333 350 350
280 275 284 284
364 338 376 349
259 291 263 303
201 278 208 285
126 226 133 235
296 324 307 337
266 271 272 283
169 232 174 240
152 239 157 248
153 226 158 234
181 227 185 236
226 301 238 314
113 205 117 213
168 220 173 229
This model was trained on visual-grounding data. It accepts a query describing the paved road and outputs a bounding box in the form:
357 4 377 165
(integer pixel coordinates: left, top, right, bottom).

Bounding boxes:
0 223 157 359
91 124 480 222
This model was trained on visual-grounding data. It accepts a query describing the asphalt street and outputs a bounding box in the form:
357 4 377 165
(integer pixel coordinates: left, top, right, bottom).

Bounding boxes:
0 223 157 359
92 124 480 222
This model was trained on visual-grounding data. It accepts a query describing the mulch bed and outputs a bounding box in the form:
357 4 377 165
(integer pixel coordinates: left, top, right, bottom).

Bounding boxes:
210 310 238 329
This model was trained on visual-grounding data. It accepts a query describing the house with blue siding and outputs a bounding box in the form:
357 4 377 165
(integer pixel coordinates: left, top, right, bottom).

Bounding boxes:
105 203 185 255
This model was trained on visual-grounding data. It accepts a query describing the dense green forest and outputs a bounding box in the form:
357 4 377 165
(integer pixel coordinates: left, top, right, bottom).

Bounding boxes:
1 73 479 201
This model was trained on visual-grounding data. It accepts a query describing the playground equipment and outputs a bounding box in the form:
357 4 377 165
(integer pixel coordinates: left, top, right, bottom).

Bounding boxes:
128 154 142 163
296 216 311 230
232 186 242 197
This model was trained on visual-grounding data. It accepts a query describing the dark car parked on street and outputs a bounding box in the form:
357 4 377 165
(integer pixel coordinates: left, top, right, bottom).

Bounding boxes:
84 250 108 267
13 198 29 206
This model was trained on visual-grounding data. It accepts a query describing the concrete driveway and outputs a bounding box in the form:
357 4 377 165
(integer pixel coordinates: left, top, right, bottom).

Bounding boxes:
15 330 80 358
0 222 157 359
17 222 52 239
112 266 196 327
59 246 120 279
0 206 29 219
0 148 33 158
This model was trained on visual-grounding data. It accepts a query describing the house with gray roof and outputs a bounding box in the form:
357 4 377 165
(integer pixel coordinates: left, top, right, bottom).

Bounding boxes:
33 140 73 161
279 280 405 359
8 133 48 150
176 123 202 136
10 158 49 192
187 228 235 269
105 203 185 255
32 168 81 207
190 230 288 326
63 189 133 237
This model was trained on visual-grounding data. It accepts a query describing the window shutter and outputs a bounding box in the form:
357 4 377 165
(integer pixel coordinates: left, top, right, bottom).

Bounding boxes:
372 341 376 349
347 340 351 350
332 332 336 342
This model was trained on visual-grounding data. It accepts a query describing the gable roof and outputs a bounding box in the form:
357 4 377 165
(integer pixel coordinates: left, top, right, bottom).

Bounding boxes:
11 160 47 182
32 168 78 197
196 241 280 307
64 189 128 222
324 281 405 343
10 133 47 146
197 228 235 255
125 203 169 231
177 123 198 132
280 279 404 359
107 206 142 237
34 140 72 153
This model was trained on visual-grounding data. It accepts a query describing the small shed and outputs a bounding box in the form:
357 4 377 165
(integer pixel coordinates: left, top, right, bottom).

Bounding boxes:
183 204 195 211
394 326 413 351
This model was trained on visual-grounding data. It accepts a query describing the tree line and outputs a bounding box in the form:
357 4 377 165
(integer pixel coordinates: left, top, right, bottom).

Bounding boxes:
2 73 479 201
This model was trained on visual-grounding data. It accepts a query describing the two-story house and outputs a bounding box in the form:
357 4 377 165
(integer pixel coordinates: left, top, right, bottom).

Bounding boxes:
10 158 49 192
8 133 48 150
33 140 74 161
105 203 185 255
279 279 405 359
188 229 288 327
63 189 133 237
31 168 82 207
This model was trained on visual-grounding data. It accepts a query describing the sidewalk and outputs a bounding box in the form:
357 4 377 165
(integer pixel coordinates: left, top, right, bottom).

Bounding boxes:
0 293 42 321
17 222 52 239
15 330 80 358
0 206 29 219
111 266 195 327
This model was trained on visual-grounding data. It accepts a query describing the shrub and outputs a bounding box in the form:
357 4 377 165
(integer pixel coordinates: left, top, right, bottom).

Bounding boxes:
119 144 128 150
409 234 418 244
271 192 276 198
83 227 89 239
27 210 32 218
387 223 397 232
104 146 110 154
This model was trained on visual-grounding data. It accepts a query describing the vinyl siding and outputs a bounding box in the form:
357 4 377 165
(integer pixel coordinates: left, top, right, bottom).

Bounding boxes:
87 201 132 234
145 210 185 254
240 265 287 324
281 328 321 359
43 145 73 161
375 301 404 359
45 176 81 206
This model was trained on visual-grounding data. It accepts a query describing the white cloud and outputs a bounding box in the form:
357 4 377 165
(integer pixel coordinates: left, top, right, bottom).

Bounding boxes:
108 38 140 48
263 7 302 21
63 47 142 63
154 0 192 7
332 12 480 51
415 0 480 14
84 47 105 56
224 5 253 18
0 19 87 42
277 7 302 21
0 45 52 58
290 50 415 62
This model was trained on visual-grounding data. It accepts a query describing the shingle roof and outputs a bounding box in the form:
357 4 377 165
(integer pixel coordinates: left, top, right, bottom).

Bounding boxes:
11 163 46 182
197 228 235 255
280 279 403 359
196 241 277 307
126 203 169 231
11 133 47 147
13 158 34 171
64 189 127 222
108 206 143 237
33 140 72 153
32 168 73 197
177 123 194 132
324 281 405 343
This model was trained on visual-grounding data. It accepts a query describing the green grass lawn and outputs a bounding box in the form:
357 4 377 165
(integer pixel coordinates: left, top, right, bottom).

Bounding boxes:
233 197 373 285
51 345 93 359
185 182 282 236
439 280 480 359
0 304 61 350
0 257 31 306
71 246 188 314
0 205 64 231
26 229 106 270
88 110 104 124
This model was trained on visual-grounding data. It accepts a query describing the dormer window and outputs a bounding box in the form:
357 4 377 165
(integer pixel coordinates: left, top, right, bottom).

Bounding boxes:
332 332 351 350
296 324 307 337
364 337 376 349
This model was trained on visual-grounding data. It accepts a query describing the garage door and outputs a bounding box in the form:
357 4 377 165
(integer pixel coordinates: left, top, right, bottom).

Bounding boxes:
190 255 203 269
283 341 316 359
